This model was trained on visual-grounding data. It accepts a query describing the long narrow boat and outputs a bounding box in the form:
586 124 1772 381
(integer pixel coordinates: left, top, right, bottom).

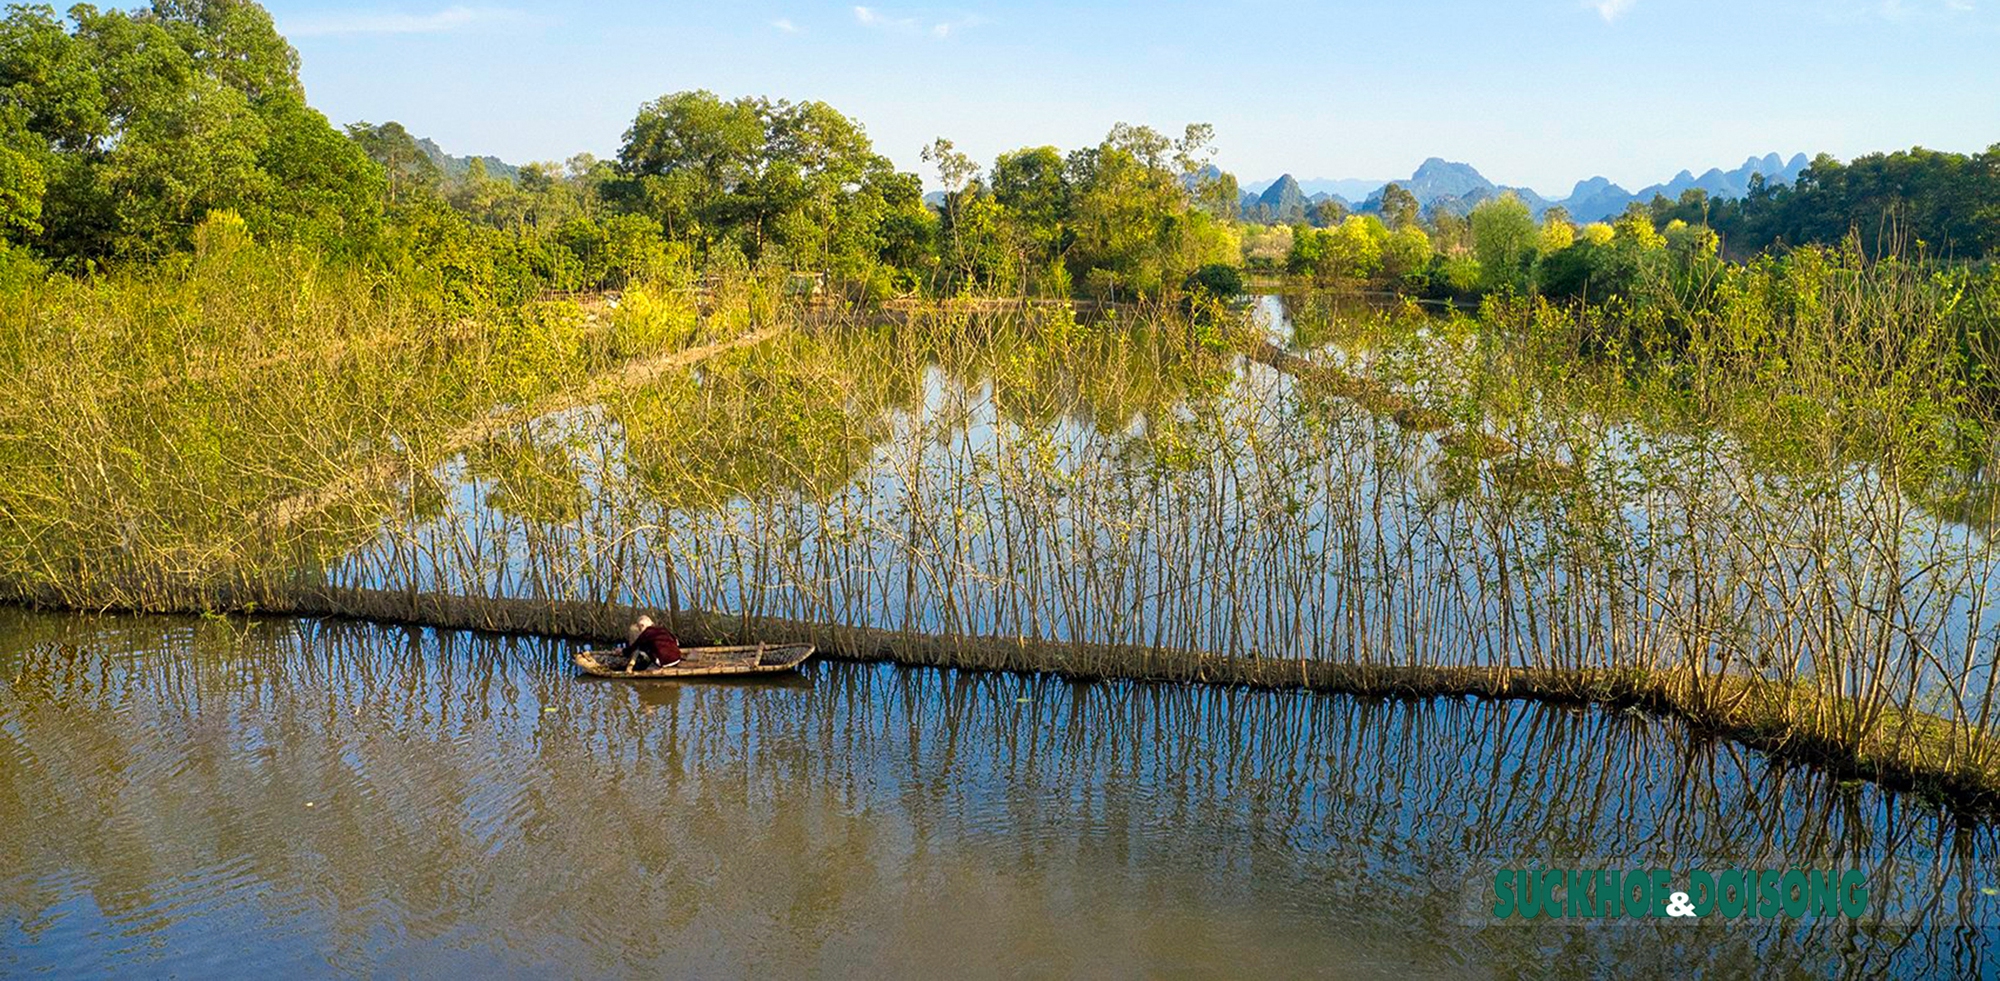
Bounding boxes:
572 643 815 679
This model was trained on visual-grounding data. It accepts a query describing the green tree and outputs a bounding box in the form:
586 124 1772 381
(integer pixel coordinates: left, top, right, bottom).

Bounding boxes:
0 108 44 239
602 212 673 286
1470 193 1536 293
1288 216 1395 286
251 92 383 250
1285 224 1323 278
933 184 1012 293
1324 215 1386 281
1194 167 1239 221
347 120 440 202
1309 197 1348 228
612 90 923 288
1063 121 1224 298
1382 224 1432 282
617 89 762 241
0 1 381 264
1427 207 1470 254
991 144 1071 288
1183 261 1241 299
1379 182 1419 230
147 0 300 101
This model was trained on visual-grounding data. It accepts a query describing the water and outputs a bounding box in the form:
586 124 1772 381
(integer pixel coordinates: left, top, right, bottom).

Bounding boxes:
342 305 2000 718
3 610 1996 977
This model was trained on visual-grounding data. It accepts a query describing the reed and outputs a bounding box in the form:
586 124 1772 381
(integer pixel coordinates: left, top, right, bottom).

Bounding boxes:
6 236 2000 816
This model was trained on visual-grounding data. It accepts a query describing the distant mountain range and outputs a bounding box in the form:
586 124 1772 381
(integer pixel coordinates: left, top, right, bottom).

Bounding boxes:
1556 152 1809 221
432 139 1805 223
1246 152 1812 223
1243 176 1391 201
1253 174 1312 223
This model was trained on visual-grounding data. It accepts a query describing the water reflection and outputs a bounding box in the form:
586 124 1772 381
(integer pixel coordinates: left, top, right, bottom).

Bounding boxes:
2 611 1994 978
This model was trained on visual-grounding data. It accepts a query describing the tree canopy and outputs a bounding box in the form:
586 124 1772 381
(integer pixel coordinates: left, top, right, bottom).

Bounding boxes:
0 0 380 265
2 0 1995 317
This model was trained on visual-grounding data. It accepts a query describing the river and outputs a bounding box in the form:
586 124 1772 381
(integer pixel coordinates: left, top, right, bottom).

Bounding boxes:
3 609 1994 977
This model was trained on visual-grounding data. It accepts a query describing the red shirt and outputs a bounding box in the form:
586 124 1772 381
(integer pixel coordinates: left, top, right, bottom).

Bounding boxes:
623 626 681 663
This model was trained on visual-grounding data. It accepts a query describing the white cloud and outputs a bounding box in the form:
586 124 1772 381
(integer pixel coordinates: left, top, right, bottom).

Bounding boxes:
284 6 524 38
854 6 984 38
770 17 799 32
1591 0 1637 22
932 14 987 37
1876 0 1977 20
853 6 911 28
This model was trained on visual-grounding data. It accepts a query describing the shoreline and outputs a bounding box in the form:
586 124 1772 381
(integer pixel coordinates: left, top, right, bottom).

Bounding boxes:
11 585 1998 822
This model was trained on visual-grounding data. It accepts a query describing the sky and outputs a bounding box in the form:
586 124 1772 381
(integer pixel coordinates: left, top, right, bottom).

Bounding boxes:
264 0 2000 198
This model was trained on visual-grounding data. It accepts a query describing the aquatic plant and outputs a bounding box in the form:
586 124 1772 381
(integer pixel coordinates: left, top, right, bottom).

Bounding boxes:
5 230 2000 816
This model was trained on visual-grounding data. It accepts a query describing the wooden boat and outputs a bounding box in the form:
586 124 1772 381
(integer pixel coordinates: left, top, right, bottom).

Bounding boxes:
572 643 815 679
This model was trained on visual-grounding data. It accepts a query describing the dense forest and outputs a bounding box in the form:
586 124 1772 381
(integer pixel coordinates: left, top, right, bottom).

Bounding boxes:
1 0 1996 317
0 0 1235 304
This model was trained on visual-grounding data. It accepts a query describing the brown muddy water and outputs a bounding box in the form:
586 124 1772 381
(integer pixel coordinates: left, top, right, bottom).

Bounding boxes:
2 609 1997 978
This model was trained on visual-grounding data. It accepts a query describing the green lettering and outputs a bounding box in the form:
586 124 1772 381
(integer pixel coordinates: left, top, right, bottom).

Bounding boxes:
1757 870 1780 917
1520 870 1547 920
1812 870 1838 916
1840 870 1868 918
1575 871 1599 917
1626 869 1650 918
1781 869 1809 917
1492 870 1516 919
1689 870 1715 917
1718 870 1746 919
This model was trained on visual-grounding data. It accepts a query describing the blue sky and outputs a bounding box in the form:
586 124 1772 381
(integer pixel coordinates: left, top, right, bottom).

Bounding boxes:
266 0 2000 197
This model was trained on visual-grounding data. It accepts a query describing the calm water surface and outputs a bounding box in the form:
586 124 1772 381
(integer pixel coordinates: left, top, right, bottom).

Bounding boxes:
2 610 1997 978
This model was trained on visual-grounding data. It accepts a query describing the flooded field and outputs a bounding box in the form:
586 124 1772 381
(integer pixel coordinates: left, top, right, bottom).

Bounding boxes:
9 294 2000 978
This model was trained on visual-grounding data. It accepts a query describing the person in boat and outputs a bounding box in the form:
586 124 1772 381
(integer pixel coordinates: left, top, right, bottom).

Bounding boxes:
622 615 682 671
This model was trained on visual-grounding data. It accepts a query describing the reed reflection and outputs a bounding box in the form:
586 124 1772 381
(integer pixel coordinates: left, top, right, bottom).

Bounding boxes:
2 611 1993 978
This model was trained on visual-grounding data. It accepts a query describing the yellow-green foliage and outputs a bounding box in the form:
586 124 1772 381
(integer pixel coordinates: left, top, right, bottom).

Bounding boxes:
612 329 908 509
1614 211 1666 251
1539 216 1575 253
466 437 587 526
0 214 711 605
1239 224 1294 270
605 305 1237 514
605 281 704 360
1286 217 1436 289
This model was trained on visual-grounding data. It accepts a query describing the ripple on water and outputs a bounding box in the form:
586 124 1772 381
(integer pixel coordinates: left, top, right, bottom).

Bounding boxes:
0 609 1995 979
